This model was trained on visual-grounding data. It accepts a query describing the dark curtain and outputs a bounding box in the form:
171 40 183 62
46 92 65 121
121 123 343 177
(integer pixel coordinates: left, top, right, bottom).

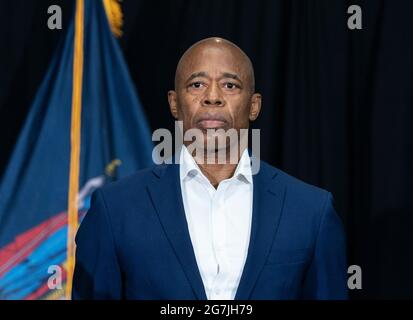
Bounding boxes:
0 0 412 299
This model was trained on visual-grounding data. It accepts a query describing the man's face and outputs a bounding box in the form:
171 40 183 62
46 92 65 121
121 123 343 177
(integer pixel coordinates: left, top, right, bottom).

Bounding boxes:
168 42 261 151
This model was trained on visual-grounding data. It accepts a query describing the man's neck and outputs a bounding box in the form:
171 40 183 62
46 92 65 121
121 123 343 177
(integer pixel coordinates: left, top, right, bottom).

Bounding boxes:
197 162 237 189
189 146 245 189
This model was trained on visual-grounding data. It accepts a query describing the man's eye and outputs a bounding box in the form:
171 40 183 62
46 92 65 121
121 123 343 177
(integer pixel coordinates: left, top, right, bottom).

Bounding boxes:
224 82 239 89
189 82 204 89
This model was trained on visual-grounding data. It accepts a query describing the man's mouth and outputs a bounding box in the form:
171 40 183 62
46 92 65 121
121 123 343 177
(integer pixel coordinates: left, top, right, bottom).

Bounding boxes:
197 119 227 129
196 113 229 130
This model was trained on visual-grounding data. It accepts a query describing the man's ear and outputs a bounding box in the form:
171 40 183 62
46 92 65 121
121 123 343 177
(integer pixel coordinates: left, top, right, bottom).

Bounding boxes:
168 90 179 119
249 93 262 121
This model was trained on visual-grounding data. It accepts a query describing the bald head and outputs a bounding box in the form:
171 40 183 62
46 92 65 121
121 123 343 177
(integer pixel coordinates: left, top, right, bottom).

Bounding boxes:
174 37 255 94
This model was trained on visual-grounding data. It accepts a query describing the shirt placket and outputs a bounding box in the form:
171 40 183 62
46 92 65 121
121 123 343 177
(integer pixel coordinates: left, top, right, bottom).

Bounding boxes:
210 181 231 299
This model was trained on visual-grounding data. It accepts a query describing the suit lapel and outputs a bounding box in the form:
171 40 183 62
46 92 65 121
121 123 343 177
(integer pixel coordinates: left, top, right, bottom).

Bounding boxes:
146 164 207 300
235 163 286 300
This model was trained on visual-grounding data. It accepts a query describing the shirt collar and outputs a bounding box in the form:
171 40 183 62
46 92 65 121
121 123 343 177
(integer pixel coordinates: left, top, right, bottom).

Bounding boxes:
234 148 253 184
179 146 253 184
179 145 202 181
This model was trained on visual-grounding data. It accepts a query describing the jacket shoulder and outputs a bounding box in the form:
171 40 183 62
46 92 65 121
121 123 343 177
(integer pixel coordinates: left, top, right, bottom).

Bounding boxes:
97 164 168 200
261 160 328 191
259 160 332 208
259 161 339 244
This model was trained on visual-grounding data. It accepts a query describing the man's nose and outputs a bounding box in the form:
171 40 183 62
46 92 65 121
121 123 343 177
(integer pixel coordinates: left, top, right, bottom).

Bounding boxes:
202 83 224 106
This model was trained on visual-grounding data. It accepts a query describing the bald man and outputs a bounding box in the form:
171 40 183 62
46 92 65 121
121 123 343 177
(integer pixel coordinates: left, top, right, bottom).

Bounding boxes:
73 38 348 300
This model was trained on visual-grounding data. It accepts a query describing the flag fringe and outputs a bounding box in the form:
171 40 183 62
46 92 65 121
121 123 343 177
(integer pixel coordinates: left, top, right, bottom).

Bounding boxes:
103 0 123 37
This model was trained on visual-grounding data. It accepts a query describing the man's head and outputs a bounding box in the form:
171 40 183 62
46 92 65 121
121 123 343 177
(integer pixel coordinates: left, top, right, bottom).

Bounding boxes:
168 37 261 153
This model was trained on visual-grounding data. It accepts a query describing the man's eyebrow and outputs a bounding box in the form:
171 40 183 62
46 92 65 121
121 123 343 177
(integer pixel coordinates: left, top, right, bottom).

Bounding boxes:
185 71 243 83
221 72 242 82
186 72 209 82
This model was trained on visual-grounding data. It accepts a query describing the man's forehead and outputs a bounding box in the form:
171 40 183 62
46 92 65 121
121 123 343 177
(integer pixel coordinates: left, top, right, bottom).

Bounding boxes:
178 45 249 78
174 37 255 91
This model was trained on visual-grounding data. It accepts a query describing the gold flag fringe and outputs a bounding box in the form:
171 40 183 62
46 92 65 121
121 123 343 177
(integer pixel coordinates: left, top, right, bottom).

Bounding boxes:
103 0 123 37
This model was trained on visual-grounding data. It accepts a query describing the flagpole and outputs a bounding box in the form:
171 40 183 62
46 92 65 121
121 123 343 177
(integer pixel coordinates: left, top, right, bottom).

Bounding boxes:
66 0 84 300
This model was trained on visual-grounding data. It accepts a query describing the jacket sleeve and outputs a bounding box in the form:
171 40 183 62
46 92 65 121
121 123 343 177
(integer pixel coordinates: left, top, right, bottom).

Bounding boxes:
301 192 348 299
72 189 122 299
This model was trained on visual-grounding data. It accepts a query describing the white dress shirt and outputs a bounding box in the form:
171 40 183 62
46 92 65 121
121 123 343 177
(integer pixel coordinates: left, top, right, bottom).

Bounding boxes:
179 146 253 300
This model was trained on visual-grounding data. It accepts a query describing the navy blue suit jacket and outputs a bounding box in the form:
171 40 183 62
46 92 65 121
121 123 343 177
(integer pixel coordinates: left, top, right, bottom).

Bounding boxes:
73 160 348 299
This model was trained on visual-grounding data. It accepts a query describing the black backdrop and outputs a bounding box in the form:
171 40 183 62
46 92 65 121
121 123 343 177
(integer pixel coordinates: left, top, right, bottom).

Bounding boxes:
0 0 412 299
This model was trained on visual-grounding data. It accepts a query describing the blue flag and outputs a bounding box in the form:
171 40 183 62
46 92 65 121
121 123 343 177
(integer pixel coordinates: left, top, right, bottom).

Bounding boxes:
0 0 153 299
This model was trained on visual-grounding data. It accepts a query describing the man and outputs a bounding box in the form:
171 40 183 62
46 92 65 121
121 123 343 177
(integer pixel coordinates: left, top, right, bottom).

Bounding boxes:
73 37 347 300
